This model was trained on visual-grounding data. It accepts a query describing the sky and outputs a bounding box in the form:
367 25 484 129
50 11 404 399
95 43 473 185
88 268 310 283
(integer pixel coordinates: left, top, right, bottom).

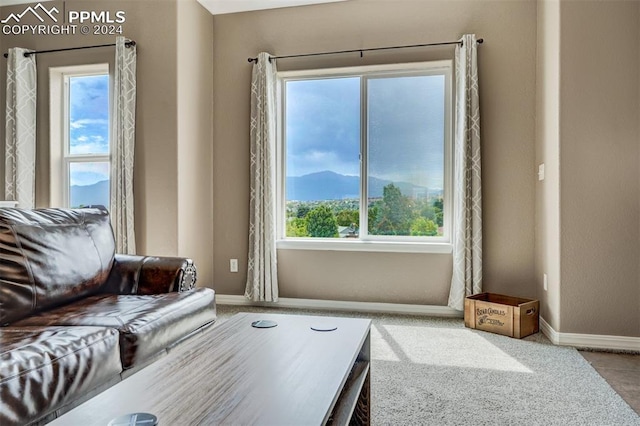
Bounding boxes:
68 74 109 187
285 73 446 190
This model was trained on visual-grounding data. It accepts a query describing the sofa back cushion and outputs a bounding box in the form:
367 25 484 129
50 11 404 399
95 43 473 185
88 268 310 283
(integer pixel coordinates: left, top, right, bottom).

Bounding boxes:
0 207 115 325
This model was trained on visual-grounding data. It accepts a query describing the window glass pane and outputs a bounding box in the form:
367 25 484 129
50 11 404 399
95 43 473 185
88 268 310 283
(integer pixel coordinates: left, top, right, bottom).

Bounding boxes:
69 162 110 209
69 75 109 155
285 77 360 238
367 75 445 237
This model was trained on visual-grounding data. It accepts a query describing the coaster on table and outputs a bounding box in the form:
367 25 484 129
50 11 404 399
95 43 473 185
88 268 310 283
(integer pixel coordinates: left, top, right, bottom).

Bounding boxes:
251 320 278 328
310 323 338 332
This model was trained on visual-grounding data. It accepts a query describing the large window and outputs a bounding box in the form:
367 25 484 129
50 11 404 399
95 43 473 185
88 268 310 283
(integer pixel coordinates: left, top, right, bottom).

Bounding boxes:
278 61 452 250
50 64 110 209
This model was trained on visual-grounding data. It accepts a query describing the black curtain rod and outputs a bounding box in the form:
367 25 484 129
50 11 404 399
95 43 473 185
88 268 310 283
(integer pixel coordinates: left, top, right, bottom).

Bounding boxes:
3 40 136 59
248 38 483 63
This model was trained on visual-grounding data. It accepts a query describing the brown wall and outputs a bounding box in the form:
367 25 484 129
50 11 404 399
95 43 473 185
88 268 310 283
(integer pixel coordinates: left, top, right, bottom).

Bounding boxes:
0 0 214 287
536 0 640 338
558 0 640 336
212 0 538 303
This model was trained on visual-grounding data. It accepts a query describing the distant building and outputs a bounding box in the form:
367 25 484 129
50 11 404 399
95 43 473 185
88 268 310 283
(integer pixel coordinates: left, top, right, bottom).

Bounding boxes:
338 225 358 238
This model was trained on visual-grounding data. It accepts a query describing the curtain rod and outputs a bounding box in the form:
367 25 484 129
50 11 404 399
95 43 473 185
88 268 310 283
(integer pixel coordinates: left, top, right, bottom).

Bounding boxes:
247 38 483 63
3 40 136 59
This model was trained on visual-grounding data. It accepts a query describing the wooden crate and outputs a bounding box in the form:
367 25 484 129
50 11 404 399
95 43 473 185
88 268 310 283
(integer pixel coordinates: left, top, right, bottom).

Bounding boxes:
464 293 539 338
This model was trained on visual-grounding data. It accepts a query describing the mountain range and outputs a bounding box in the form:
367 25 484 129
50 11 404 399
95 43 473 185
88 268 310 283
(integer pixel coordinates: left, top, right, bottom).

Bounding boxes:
286 171 441 201
70 172 440 206
70 180 109 208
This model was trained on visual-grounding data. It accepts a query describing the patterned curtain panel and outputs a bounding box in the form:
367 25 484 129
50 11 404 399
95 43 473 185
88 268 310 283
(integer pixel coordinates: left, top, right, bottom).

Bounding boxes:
110 37 137 254
245 52 279 302
448 34 482 311
5 48 36 209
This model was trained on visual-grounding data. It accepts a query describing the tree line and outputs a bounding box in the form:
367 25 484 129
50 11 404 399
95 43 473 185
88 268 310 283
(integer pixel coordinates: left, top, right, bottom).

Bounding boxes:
286 183 443 238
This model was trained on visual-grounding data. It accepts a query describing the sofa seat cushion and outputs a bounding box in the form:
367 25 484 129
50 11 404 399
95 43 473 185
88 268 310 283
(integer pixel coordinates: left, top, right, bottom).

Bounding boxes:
14 288 216 368
0 326 122 426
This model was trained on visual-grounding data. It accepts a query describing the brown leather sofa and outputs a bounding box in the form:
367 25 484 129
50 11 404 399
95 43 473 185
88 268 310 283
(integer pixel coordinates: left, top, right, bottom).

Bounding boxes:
0 207 216 425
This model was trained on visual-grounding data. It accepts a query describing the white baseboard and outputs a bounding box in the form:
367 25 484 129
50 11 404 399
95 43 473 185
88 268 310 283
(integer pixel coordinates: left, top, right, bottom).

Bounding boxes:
540 317 640 352
215 294 464 318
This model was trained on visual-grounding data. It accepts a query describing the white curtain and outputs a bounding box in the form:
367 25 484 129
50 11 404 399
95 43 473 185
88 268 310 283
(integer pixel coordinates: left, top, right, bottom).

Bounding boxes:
5 48 36 209
245 52 279 302
110 37 137 254
448 34 482 311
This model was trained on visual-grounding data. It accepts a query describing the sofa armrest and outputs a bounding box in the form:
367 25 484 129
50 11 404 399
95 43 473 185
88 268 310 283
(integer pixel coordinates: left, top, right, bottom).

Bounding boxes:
102 254 197 295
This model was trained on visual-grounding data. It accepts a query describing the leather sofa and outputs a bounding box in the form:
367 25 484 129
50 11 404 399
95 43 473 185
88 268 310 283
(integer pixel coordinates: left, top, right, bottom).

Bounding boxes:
0 207 216 425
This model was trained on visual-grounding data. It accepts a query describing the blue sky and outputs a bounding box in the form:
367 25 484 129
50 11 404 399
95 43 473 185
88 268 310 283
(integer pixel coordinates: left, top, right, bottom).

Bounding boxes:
69 74 109 186
286 74 445 190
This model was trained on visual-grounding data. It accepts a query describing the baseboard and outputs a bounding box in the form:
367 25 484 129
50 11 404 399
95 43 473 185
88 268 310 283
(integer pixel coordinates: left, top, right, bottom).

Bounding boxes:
215 294 464 318
540 317 640 352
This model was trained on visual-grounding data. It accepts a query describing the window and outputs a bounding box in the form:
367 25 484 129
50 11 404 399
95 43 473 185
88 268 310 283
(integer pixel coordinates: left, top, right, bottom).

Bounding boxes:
50 64 110 209
278 61 452 251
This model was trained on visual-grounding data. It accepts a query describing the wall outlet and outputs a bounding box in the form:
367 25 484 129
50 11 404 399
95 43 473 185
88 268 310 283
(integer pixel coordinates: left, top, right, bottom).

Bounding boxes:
230 259 238 273
543 273 548 291
538 163 545 181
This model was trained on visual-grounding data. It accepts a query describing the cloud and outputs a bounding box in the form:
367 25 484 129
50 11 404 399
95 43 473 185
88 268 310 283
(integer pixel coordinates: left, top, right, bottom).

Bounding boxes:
70 141 108 155
70 131 108 153
70 119 109 155
69 75 109 121
70 118 109 130
285 73 446 189
69 162 109 186
286 78 359 153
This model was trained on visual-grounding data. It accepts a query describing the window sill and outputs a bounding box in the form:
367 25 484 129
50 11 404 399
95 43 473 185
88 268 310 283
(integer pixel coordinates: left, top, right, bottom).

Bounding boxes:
276 239 453 254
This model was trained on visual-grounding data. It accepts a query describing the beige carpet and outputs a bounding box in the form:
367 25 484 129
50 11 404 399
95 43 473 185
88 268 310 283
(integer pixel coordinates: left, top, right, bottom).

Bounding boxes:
215 304 640 425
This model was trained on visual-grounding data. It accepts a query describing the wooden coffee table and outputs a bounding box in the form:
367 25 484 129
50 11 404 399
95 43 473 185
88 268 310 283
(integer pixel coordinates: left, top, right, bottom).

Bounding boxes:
50 312 371 425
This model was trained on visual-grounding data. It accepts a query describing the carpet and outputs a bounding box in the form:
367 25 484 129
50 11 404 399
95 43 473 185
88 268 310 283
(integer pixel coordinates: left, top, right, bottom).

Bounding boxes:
215 305 640 425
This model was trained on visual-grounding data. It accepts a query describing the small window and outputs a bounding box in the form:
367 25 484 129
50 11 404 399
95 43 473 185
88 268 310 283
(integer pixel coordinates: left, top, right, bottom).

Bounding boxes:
278 61 452 250
50 64 110 209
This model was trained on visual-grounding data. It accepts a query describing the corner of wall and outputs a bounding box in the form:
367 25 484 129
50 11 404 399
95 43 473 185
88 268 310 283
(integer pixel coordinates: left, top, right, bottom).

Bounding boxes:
176 0 214 287
534 0 561 332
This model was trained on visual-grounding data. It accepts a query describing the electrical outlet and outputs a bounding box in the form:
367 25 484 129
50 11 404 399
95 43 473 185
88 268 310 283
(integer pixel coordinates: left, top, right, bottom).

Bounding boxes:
230 259 238 273
543 273 548 291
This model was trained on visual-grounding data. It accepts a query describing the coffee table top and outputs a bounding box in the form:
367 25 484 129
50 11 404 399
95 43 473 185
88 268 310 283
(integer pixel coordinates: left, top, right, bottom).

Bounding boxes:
50 312 371 425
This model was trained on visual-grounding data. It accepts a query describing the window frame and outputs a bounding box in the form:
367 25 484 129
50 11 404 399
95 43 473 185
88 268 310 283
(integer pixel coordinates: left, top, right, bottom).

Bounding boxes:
49 63 110 208
276 60 453 254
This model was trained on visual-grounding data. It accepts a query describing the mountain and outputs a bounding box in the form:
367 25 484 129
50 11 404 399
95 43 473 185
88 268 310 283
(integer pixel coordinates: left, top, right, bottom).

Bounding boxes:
70 180 109 208
286 171 440 201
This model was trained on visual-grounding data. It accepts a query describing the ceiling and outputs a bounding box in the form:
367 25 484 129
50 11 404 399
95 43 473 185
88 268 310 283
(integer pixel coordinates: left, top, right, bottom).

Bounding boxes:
196 0 347 15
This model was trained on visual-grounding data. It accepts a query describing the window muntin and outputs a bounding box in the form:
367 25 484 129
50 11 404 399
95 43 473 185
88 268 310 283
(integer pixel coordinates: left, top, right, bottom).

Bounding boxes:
279 61 452 245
